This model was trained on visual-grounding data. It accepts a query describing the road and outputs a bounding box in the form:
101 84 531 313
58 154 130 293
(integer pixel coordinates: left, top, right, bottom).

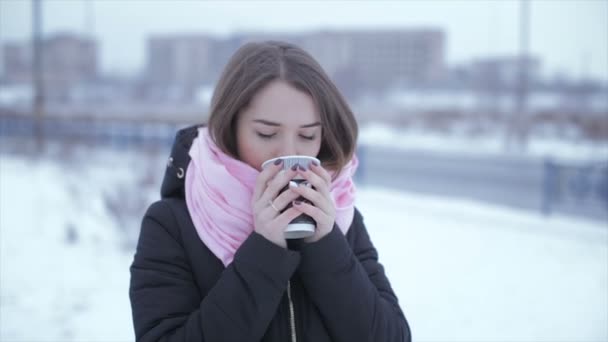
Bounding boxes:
1 115 605 223
357 145 608 224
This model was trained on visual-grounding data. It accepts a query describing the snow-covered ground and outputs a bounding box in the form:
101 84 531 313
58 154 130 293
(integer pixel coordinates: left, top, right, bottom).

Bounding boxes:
360 188 607 341
360 123 608 164
0 137 606 341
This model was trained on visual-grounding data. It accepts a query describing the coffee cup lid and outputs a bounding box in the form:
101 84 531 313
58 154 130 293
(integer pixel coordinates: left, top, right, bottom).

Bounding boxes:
261 155 320 170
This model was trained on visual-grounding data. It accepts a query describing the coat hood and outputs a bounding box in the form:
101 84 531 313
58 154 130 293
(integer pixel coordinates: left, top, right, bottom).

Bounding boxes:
160 125 201 199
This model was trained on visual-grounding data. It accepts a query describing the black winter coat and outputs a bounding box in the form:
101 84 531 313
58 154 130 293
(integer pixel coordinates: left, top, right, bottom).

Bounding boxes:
129 126 411 342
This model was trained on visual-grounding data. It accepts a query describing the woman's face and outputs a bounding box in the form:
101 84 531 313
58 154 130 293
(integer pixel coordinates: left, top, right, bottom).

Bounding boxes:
236 80 322 170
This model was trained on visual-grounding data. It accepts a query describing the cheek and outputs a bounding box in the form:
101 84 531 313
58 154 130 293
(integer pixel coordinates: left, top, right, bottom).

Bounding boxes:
237 138 271 170
306 139 322 158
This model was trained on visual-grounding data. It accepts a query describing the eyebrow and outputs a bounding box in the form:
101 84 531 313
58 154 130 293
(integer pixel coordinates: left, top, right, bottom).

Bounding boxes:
252 119 321 128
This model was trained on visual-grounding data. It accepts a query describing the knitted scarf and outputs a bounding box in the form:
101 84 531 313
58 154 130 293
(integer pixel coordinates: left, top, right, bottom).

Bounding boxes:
185 127 357 266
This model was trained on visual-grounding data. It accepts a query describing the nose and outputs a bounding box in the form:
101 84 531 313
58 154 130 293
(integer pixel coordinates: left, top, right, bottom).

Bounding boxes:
277 136 297 157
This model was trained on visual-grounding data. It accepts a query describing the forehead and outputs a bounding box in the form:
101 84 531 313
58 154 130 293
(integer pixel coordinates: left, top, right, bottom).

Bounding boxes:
243 80 320 124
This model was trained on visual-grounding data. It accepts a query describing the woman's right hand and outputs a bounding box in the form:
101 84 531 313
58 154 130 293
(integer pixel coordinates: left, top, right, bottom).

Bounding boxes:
252 160 302 248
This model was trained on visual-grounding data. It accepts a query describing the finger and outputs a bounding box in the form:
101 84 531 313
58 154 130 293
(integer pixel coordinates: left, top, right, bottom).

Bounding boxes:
290 184 323 207
297 165 331 199
258 202 282 222
253 159 284 202
253 168 297 213
293 200 328 222
273 207 304 228
256 189 298 221
259 166 298 203
309 161 332 185
257 188 299 218
272 187 301 211
291 185 333 215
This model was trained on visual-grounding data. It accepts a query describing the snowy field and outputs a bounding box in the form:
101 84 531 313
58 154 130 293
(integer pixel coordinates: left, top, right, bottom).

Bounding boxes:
359 123 608 163
0 134 607 341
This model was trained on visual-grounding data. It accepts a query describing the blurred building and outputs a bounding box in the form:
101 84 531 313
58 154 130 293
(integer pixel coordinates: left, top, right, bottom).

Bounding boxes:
3 43 31 84
145 34 224 102
300 29 445 93
469 56 541 90
2 33 98 102
144 29 446 102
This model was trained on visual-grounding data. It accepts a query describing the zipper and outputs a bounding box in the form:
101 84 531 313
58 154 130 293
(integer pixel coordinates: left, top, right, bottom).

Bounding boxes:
287 280 297 342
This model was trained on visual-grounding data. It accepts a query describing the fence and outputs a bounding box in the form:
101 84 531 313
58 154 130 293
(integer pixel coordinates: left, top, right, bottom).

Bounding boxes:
0 114 182 147
542 159 608 216
2 114 607 220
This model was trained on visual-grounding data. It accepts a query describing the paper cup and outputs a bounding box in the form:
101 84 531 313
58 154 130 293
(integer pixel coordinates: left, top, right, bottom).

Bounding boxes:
262 155 320 239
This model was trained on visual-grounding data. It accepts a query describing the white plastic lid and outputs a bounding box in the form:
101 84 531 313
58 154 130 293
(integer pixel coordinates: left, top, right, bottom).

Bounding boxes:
261 155 320 170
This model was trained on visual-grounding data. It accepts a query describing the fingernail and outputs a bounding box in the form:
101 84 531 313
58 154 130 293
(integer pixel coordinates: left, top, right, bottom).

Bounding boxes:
289 181 298 188
298 164 306 171
291 163 299 171
274 158 283 165
294 200 302 205
311 160 319 167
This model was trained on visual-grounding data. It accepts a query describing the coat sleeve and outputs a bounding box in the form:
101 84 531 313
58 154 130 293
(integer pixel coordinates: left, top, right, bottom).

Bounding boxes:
129 201 301 342
297 210 411 342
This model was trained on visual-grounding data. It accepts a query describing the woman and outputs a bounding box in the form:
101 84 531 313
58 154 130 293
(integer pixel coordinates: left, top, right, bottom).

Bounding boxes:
129 41 411 342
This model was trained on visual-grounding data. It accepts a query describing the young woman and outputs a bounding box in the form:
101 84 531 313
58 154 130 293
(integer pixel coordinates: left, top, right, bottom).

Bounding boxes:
129 40 411 342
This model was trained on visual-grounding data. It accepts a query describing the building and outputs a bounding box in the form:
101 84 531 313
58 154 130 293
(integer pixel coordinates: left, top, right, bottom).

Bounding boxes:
144 34 221 101
144 29 446 101
469 56 541 90
302 29 445 90
242 29 446 95
2 33 98 102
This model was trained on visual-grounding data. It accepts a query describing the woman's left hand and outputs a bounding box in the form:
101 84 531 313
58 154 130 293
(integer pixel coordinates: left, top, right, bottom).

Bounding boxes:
291 161 335 243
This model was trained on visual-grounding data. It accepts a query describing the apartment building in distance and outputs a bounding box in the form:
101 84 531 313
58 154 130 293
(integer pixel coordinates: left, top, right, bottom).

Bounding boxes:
2 33 98 102
300 29 445 90
144 29 446 101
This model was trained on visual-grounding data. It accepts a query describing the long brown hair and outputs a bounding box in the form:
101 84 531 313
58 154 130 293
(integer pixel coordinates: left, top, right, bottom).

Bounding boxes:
207 40 358 172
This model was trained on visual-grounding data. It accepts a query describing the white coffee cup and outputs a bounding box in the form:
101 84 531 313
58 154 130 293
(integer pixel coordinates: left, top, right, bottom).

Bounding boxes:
261 155 320 239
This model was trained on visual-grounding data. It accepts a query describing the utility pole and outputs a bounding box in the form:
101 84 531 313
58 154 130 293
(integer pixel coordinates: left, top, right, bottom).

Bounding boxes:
85 0 95 39
32 0 44 153
513 0 530 151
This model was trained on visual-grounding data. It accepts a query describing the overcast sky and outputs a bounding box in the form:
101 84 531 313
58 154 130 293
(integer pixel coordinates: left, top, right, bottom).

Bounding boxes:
1 0 606 81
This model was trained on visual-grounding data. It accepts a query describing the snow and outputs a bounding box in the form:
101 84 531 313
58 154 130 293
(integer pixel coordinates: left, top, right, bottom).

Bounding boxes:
1 140 606 341
358 188 607 341
0 85 32 107
0 153 136 341
376 89 608 113
359 122 608 163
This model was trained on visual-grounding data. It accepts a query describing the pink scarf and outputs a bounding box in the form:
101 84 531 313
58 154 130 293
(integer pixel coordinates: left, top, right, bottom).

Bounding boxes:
185 127 357 266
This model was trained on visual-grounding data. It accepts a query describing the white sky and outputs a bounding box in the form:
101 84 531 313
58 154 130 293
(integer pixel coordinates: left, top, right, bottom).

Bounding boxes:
0 0 607 80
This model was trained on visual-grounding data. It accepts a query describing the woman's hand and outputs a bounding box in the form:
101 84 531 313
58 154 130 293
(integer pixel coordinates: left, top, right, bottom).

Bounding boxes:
251 160 302 248
291 162 336 243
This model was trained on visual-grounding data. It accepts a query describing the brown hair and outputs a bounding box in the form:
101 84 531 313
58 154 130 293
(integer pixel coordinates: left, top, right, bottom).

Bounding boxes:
207 40 358 172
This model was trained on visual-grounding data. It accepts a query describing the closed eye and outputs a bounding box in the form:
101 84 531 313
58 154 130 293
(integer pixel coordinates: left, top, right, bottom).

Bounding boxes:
300 134 315 140
257 132 276 139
